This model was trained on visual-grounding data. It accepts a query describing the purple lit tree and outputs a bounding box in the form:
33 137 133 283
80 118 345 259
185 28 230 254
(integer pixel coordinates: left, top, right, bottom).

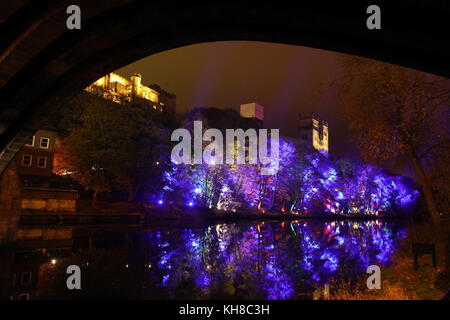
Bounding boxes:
160 107 419 216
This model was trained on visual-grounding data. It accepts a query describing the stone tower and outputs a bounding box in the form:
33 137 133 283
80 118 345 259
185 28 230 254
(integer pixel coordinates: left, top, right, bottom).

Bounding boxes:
239 102 264 128
298 113 329 153
130 73 142 96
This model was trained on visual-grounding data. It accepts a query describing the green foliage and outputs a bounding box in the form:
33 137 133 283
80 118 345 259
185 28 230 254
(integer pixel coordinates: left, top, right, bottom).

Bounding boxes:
55 92 170 201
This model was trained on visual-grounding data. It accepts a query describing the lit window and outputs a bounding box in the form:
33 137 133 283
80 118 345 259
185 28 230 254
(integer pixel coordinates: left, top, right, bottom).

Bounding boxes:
25 136 35 147
40 137 50 149
21 272 32 285
37 157 47 168
18 293 30 300
22 155 32 166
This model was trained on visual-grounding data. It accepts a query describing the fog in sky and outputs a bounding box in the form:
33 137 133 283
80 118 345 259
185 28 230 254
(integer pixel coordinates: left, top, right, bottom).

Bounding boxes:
117 41 355 158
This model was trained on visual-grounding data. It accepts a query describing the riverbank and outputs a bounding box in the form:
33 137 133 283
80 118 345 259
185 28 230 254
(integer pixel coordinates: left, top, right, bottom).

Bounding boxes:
17 200 412 227
329 255 447 300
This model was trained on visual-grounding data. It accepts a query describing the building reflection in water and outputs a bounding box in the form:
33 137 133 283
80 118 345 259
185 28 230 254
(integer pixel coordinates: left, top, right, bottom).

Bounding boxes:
0 220 407 300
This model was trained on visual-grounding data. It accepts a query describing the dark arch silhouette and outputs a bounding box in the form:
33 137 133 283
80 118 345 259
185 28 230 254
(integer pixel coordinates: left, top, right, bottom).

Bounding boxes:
0 1 449 175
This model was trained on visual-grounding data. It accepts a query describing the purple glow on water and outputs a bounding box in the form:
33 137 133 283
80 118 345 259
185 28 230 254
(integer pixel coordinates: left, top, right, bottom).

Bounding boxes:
142 220 407 299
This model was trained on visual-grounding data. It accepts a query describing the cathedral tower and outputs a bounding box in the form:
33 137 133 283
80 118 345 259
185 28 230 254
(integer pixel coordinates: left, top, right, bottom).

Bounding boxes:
298 113 329 154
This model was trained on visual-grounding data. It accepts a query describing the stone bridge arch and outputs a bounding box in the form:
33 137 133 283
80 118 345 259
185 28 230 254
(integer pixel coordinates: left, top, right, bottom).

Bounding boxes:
0 1 449 175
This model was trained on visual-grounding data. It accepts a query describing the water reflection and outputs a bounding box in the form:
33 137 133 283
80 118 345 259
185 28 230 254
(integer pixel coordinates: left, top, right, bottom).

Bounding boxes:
144 220 406 299
0 220 407 300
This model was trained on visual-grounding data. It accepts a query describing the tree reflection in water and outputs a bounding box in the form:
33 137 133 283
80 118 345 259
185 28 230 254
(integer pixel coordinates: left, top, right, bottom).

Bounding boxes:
38 220 406 299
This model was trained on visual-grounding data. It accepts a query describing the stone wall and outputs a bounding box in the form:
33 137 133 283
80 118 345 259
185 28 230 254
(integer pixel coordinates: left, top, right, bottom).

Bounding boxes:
20 189 78 212
0 161 21 244
21 198 77 212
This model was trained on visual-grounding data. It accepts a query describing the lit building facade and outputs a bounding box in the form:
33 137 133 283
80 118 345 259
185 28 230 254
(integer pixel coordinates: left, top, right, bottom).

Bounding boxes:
16 129 58 176
298 114 329 153
86 72 176 114
239 103 264 130
13 128 78 212
240 103 264 121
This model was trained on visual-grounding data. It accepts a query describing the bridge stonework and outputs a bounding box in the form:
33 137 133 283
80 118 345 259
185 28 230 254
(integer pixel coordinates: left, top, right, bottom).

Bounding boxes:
0 1 449 176
0 160 21 243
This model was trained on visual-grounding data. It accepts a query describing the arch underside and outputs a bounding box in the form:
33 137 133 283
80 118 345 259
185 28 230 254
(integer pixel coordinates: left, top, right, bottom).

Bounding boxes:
0 1 448 175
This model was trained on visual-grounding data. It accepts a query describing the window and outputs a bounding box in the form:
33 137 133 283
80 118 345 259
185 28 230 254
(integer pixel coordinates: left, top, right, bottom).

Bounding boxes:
21 272 32 285
40 137 50 149
25 136 35 147
37 156 47 168
22 155 32 166
18 293 30 300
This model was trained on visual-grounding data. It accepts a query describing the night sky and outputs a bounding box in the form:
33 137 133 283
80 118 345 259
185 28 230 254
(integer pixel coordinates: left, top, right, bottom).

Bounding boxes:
116 41 356 159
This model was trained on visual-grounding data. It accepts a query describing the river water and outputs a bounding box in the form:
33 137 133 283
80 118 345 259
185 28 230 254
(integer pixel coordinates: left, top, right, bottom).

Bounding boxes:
1 219 408 299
